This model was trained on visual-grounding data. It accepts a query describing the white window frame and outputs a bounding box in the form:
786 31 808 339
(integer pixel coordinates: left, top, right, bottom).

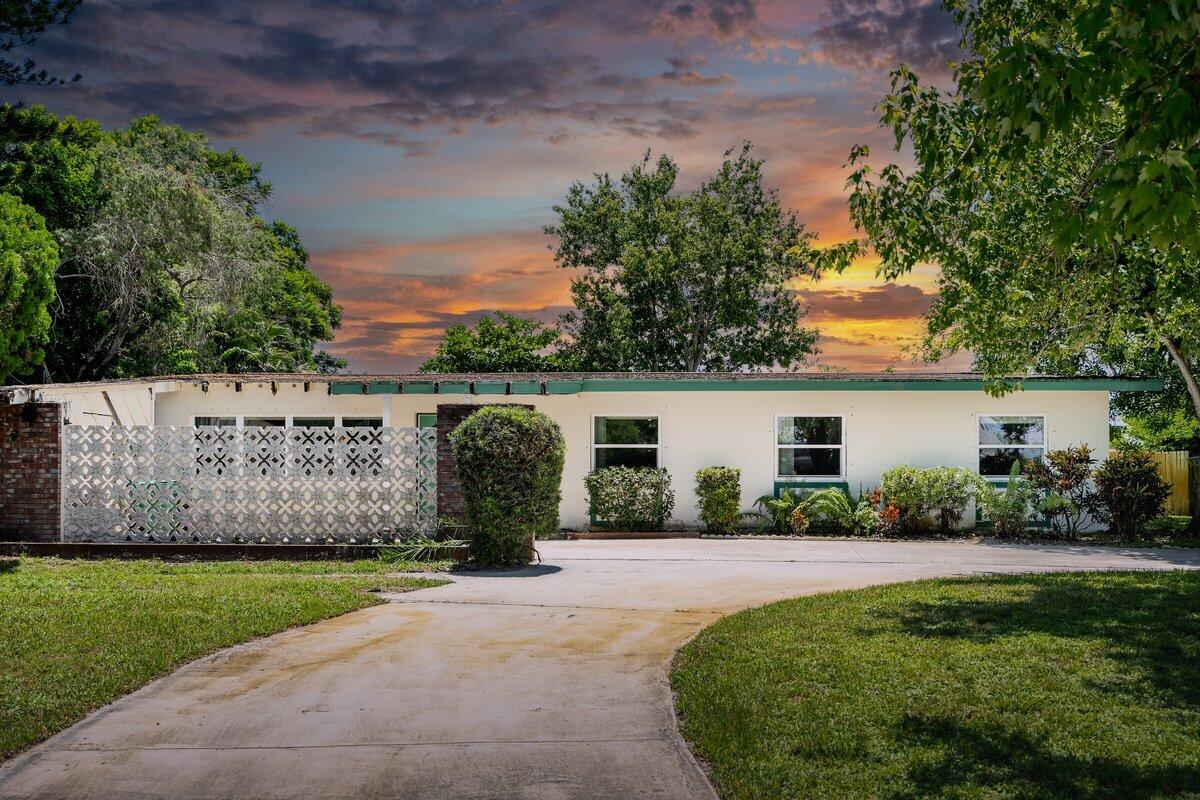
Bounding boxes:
774 413 846 481
590 413 661 470
976 413 1047 477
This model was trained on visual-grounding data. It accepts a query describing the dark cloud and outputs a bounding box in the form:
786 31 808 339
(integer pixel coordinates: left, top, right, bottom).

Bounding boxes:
807 0 961 77
12 0 774 146
797 283 935 321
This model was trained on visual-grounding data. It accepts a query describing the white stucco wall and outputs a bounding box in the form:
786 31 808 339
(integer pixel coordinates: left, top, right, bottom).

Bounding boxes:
5 383 160 426
153 380 1111 529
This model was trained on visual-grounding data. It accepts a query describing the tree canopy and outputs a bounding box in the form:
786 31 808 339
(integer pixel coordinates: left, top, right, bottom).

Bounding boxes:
0 191 56 379
546 144 830 372
838 0 1200 450
0 106 344 381
1 0 81 87
419 311 566 373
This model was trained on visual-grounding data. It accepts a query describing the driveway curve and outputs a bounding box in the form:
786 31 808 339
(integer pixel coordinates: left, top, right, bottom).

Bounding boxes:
3 539 1199 800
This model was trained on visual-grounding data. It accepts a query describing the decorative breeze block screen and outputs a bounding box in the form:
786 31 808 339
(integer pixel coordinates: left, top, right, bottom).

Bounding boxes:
62 425 437 543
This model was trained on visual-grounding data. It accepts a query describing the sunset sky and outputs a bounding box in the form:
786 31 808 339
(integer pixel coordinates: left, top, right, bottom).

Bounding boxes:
15 0 972 373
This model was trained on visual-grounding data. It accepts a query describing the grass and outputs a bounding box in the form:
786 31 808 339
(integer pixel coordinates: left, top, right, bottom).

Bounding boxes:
0 557 448 760
671 571 1200 800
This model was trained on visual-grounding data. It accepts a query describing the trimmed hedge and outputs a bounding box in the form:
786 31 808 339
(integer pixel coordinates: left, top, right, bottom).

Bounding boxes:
695 467 741 533
450 406 565 566
585 466 675 531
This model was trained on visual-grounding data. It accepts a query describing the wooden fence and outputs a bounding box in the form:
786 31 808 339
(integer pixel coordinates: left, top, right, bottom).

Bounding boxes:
1149 451 1192 515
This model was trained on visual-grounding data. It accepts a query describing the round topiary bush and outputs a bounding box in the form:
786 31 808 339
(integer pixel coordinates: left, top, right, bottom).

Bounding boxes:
450 405 565 567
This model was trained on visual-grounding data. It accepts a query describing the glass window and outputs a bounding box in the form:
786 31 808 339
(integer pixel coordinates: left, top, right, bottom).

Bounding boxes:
194 416 235 427
293 417 335 428
244 417 285 427
416 413 437 429
593 416 659 469
978 415 1046 476
342 417 383 428
776 416 843 478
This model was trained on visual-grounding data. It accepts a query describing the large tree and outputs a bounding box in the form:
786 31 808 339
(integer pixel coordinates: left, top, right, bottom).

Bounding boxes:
0 106 344 380
546 145 830 372
836 0 1200 449
0 191 56 380
420 311 567 373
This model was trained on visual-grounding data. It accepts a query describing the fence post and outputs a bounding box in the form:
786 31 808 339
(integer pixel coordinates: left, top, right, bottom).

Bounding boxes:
1191 456 1200 532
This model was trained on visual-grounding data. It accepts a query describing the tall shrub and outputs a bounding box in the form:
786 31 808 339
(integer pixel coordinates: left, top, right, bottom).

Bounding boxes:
695 467 741 533
1023 445 1097 536
450 406 565 566
585 467 675 531
1092 451 1171 539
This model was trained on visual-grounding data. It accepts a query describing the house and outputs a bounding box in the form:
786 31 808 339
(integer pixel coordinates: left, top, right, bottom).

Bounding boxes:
1 372 1159 531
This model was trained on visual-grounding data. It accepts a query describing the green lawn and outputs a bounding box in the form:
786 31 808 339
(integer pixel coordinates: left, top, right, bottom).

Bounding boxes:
0 557 447 760
671 571 1200 800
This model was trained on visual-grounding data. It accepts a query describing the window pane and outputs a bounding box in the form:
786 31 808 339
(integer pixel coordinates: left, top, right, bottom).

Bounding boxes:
244 417 285 427
293 417 334 428
979 416 1044 446
595 446 658 469
194 416 235 427
594 416 658 445
415 413 437 429
342 417 383 428
778 447 841 476
979 447 1043 476
777 416 842 445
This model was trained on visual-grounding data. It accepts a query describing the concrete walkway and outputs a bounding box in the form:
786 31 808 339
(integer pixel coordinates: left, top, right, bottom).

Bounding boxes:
3 539 1199 800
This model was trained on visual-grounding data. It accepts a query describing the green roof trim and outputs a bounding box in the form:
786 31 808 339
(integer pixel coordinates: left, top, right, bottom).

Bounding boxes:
575 378 1162 392
546 380 584 395
324 375 1161 396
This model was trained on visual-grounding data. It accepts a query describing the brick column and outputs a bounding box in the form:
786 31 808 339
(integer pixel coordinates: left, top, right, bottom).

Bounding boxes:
0 402 63 542
436 403 533 525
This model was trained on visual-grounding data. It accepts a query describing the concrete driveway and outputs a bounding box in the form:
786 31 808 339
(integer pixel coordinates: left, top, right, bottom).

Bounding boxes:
3 539 1199 800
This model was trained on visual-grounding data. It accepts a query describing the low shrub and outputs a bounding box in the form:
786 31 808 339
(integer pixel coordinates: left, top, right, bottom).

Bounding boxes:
976 462 1038 538
788 506 810 535
799 488 856 533
1023 445 1097 536
880 465 989 534
1144 515 1193 535
1092 451 1171 539
450 406 565 567
585 466 675 531
695 467 742 534
753 489 803 533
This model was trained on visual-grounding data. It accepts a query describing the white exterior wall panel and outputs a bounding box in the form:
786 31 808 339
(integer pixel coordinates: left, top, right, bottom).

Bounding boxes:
154 382 1110 529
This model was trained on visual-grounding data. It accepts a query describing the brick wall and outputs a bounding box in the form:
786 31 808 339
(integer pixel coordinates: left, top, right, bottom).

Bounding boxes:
0 402 62 542
436 403 533 525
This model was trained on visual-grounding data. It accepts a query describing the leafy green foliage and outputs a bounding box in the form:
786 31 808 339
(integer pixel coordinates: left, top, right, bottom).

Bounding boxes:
1092 451 1171 539
753 490 803 534
547 144 845 371
0 106 342 380
880 466 990 534
0 192 56 381
694 467 741 534
450 406 565 566
585 466 675 531
753 487 875 536
1022 445 1099 537
0 0 81 87
420 311 569 373
1144 515 1193 536
378 537 465 564
976 463 1038 538
841 4 1200 449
